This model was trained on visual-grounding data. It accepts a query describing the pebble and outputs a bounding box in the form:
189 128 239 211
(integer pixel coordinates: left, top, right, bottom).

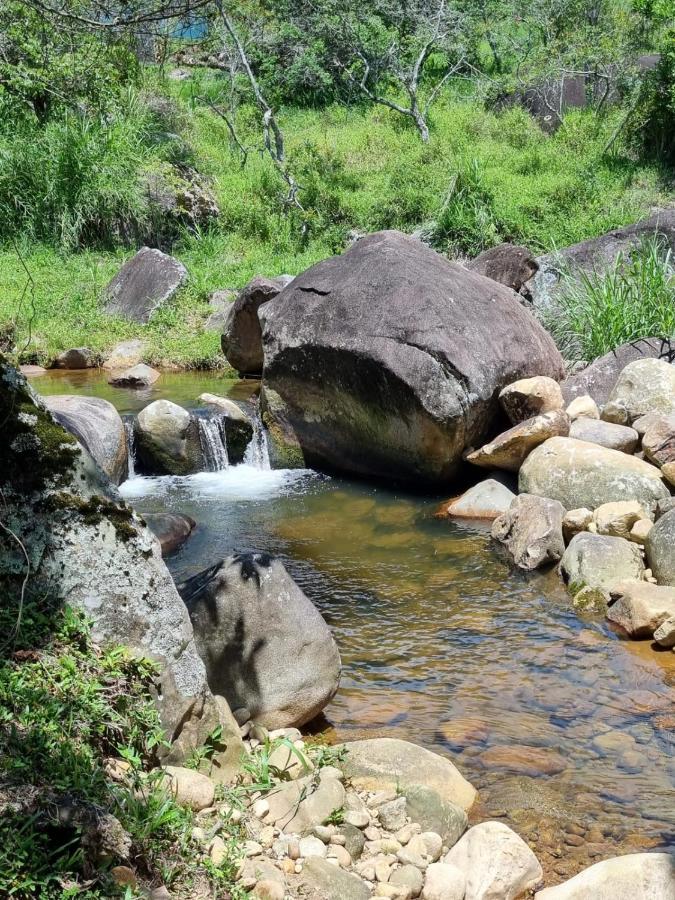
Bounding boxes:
390 863 424 896
368 837 403 854
298 836 327 859
331 834 347 846
252 798 270 820
327 844 352 868
375 885 410 899
259 825 275 847
280 859 295 874
345 809 371 829
250 724 269 743
232 706 251 726
395 823 420 844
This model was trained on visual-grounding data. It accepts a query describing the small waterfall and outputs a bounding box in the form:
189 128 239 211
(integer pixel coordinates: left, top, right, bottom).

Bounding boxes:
244 409 271 470
124 419 136 478
198 416 229 472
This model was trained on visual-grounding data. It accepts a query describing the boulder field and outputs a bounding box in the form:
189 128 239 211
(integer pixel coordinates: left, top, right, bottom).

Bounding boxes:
260 230 564 483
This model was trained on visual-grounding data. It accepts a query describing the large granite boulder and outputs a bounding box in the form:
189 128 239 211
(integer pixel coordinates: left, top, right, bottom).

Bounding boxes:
0 359 225 765
535 852 675 899
104 247 187 324
178 553 341 728
520 437 669 513
339 738 476 812
43 394 128 485
221 275 292 375
134 399 203 476
261 231 565 483
645 508 675 585
491 493 566 571
525 210 675 316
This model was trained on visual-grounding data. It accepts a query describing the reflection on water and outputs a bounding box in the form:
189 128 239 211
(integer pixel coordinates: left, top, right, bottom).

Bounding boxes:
36 371 675 882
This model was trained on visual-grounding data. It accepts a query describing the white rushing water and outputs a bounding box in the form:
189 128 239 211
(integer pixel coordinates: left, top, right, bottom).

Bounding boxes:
119 465 314 503
197 416 229 471
124 420 136 478
243 410 271 470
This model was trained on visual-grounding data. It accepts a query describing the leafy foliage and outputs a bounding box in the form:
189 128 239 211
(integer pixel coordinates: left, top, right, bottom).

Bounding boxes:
543 239 675 362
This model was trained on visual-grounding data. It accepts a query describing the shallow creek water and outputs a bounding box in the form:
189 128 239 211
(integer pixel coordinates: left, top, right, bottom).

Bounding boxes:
34 369 675 882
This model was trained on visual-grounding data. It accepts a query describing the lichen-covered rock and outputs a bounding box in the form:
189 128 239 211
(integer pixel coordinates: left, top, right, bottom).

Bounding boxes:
492 493 565 570
602 358 675 425
498 376 563 424
43 394 128 485
560 532 645 596
261 230 564 483
520 437 669 513
179 553 341 728
0 358 218 763
646 508 675 585
466 410 569 472
569 418 638 453
134 399 203 475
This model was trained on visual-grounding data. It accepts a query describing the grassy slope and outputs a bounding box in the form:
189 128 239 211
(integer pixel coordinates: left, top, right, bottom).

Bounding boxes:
0 85 669 367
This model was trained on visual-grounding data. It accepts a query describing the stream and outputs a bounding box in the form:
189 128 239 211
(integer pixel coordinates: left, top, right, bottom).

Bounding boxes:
35 368 675 882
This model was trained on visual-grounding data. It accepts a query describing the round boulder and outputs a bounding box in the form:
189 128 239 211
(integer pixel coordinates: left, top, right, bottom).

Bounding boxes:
178 552 341 728
519 437 669 513
602 358 675 425
134 399 203 475
43 394 127 484
499 376 563 424
560 532 645 595
52 347 97 369
261 231 564 483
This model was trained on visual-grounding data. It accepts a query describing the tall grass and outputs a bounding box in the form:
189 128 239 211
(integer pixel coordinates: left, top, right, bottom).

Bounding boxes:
544 239 675 362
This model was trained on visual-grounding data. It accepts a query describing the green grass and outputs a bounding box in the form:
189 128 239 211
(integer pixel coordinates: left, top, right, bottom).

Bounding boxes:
543 239 675 362
0 73 670 367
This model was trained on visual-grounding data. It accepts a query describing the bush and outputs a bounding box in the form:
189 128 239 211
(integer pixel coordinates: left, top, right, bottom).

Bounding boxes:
543 239 675 362
628 29 675 165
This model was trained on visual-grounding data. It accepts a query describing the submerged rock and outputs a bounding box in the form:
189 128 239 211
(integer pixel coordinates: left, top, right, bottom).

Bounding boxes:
534 852 675 899
104 247 187 324
43 394 127 485
179 553 341 728
520 437 669 513
261 230 564 482
443 821 543 900
491 493 565 570
144 512 196 556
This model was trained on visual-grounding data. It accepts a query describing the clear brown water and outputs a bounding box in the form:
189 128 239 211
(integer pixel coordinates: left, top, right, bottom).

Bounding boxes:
32 369 675 882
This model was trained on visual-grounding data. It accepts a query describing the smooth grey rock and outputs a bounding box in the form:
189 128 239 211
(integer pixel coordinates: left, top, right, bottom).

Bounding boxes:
43 394 127 485
102 339 146 370
179 553 341 728
265 775 345 834
466 243 538 293
569 418 638 453
261 230 564 482
52 347 96 369
338 824 366 860
104 247 187 323
436 479 516 521
646 508 675 585
602 358 675 425
108 363 160 388
340 738 476 812
653 616 675 648
0 359 218 765
560 532 645 595
444 821 543 900
221 275 290 375
562 337 675 406
144 512 196 557
607 581 675 638
296 856 370 900
534 852 675 899
403 784 467 849
520 437 669 513
492 493 566 570
390 864 424 897
377 796 407 831
135 399 203 476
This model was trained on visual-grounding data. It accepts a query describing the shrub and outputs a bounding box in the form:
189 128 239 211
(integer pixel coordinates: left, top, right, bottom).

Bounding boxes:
543 238 675 362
